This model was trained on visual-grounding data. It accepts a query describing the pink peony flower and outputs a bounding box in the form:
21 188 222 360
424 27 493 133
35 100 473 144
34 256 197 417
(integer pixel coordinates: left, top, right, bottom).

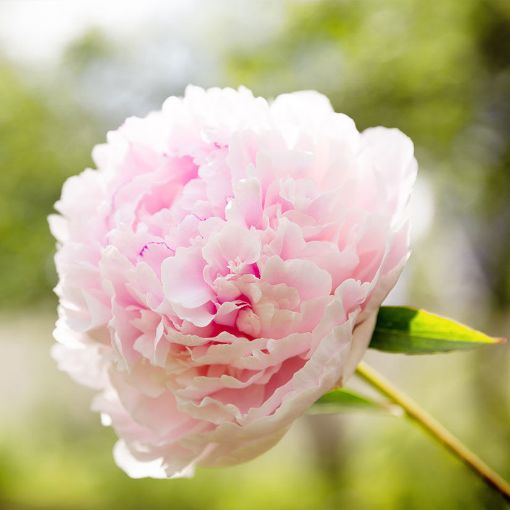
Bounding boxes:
50 86 417 478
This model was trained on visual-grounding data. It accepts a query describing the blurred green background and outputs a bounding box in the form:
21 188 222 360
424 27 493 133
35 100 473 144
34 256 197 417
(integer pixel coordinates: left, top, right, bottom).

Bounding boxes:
0 0 509 508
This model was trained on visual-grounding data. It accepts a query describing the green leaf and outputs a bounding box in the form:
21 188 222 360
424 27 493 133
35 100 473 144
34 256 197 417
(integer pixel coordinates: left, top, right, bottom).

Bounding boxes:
309 387 393 414
370 306 505 354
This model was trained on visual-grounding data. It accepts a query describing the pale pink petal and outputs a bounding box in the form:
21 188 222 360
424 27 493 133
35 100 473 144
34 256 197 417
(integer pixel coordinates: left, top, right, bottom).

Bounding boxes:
51 86 416 479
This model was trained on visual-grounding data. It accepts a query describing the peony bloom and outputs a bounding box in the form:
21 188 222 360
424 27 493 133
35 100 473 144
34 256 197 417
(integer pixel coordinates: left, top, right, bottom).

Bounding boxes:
50 86 416 478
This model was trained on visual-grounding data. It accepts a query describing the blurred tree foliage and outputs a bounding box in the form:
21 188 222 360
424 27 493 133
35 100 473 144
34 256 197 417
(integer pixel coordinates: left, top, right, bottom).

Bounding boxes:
229 0 478 149
0 60 98 307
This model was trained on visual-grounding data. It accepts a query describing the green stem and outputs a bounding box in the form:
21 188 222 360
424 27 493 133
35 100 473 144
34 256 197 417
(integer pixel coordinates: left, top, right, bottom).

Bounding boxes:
355 361 510 503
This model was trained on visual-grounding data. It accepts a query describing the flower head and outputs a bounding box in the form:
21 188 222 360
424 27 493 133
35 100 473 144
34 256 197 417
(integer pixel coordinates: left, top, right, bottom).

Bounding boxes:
50 86 416 478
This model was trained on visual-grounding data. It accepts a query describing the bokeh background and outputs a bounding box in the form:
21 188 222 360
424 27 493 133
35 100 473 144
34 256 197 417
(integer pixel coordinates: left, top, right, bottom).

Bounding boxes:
1 1 509 508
